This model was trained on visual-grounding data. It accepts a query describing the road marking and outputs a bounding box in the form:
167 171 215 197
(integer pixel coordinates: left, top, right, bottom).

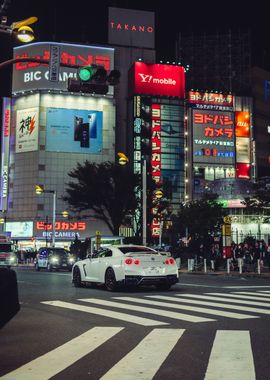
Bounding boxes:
258 290 270 293
233 291 270 298
175 293 270 309
225 285 270 289
100 328 184 380
145 295 261 319
41 300 167 326
207 292 270 302
2 327 123 380
79 298 215 323
176 283 221 288
204 331 255 380
115 296 258 320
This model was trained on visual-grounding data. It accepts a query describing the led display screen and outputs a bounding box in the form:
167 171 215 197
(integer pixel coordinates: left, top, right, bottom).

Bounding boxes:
46 108 103 153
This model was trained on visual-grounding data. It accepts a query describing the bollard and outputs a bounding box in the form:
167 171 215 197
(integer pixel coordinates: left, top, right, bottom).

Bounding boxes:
257 259 261 274
227 258 230 274
238 258 242 274
204 258 207 273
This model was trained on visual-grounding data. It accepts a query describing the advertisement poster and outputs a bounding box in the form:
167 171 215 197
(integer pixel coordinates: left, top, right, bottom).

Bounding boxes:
5 221 33 238
16 108 39 153
46 108 103 153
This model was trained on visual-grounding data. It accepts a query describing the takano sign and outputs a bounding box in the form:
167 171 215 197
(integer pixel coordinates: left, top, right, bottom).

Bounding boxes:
130 62 185 98
12 42 115 93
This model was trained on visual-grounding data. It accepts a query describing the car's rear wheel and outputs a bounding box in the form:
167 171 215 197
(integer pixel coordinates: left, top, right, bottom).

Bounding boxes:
73 266 82 288
105 268 117 291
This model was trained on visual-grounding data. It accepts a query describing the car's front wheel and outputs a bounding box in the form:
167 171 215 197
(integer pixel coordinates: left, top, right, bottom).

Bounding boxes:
105 268 117 291
73 266 82 288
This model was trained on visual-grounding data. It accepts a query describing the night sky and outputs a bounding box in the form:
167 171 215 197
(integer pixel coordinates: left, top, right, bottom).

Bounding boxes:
0 0 269 95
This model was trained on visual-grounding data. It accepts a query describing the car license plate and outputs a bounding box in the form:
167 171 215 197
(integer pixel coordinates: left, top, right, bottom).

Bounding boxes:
62 264 67 267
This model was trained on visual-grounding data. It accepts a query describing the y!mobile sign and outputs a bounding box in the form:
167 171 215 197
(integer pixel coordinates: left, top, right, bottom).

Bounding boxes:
130 62 185 98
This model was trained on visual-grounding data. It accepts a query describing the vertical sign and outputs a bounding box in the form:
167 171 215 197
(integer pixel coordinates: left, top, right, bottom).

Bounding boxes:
49 44 61 82
151 104 161 238
1 98 11 211
16 107 39 153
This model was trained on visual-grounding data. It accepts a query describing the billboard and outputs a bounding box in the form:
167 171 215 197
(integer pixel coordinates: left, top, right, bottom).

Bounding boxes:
187 91 234 110
46 108 103 153
12 42 115 93
192 109 235 165
16 107 39 153
1 98 11 211
5 221 33 238
130 62 185 98
108 7 155 49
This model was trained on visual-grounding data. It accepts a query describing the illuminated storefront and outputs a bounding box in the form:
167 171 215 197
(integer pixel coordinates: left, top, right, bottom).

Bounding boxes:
186 90 254 202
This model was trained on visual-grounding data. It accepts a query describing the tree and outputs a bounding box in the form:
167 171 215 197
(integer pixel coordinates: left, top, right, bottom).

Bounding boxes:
175 193 226 246
242 180 270 216
62 161 141 235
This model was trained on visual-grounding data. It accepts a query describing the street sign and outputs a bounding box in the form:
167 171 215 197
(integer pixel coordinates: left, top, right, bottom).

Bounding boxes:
223 216 232 224
49 44 61 82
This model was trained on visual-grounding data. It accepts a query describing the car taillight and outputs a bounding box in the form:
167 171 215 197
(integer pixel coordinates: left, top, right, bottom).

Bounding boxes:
165 258 175 265
124 258 140 265
125 258 133 265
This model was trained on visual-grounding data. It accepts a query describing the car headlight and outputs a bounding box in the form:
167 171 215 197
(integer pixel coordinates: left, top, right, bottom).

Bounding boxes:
68 257 75 263
51 256 59 263
10 256 16 262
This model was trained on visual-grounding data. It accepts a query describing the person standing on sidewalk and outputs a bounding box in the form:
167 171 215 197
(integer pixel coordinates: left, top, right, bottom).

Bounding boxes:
235 243 244 272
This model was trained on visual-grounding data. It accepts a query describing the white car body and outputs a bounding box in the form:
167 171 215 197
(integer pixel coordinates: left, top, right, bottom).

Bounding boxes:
72 245 179 291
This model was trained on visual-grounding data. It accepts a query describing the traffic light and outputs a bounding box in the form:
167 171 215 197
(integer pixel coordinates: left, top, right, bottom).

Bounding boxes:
67 65 121 94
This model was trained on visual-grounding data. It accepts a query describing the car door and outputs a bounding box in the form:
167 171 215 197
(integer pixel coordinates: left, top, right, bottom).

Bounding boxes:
84 249 112 282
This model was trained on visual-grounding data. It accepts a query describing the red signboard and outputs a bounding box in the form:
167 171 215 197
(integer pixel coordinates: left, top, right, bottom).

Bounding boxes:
36 221 86 231
131 62 185 98
151 104 161 184
236 163 250 179
235 111 250 137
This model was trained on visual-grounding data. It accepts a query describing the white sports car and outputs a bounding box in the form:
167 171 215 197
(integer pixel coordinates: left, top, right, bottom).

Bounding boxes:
72 245 179 291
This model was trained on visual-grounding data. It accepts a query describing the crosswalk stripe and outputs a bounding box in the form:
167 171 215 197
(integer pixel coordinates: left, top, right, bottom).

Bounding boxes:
145 295 262 318
233 291 270 298
2 327 123 380
207 292 270 302
114 296 258 320
41 300 167 326
258 290 270 293
79 298 215 323
204 331 256 380
100 328 185 380
175 293 270 310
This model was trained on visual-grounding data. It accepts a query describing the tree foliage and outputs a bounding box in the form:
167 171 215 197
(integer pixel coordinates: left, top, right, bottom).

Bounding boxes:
175 193 226 243
242 180 270 215
62 161 141 235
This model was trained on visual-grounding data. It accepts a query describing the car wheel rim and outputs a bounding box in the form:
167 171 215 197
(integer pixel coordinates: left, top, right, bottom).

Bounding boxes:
74 268 81 284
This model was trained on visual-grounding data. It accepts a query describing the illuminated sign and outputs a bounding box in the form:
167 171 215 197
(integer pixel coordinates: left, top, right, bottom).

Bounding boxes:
5 221 33 238
1 98 11 211
46 108 103 153
16 108 39 153
188 91 234 108
236 137 250 163
12 42 114 93
192 109 235 165
36 221 86 231
235 112 250 137
131 62 185 98
151 104 161 184
108 7 155 48
236 163 250 179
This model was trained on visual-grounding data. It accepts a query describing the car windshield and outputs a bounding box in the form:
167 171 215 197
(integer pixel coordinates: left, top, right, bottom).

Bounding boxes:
118 247 158 254
40 248 69 256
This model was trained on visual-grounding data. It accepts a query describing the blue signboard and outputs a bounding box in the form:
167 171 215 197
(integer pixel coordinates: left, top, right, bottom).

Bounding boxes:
46 108 103 153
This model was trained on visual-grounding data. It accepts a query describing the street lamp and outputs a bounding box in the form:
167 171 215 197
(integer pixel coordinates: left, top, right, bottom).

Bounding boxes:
35 185 56 247
0 15 38 43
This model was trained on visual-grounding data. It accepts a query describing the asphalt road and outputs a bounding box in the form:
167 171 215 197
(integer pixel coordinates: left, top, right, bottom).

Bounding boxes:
1 268 270 379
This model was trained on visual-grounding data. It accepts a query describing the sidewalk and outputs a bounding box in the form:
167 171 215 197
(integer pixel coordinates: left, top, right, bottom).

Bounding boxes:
178 267 270 278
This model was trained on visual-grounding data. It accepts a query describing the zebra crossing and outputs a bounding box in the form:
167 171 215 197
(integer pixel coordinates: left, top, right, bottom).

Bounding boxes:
1 328 256 379
42 290 270 325
3 291 269 379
